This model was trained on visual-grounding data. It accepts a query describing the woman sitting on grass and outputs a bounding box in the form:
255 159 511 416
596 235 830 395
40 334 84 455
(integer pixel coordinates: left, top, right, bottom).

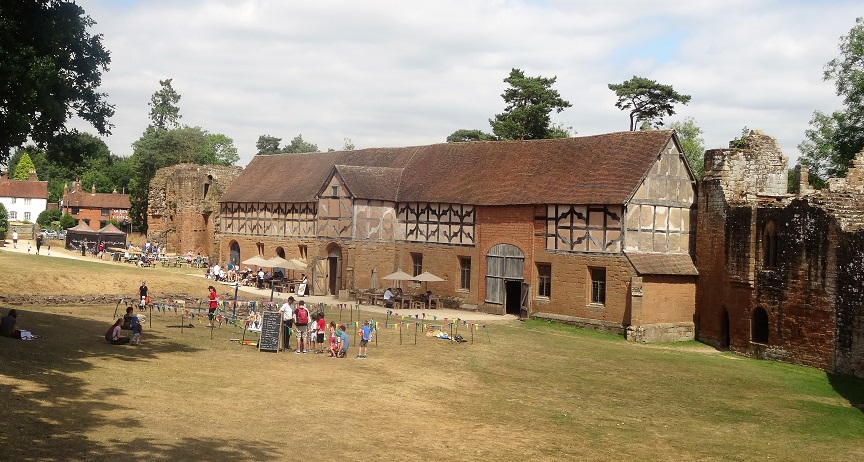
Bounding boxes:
105 319 130 345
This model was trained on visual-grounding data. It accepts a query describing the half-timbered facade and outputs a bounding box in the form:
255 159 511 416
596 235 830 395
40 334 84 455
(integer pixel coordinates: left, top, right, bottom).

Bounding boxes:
218 131 699 341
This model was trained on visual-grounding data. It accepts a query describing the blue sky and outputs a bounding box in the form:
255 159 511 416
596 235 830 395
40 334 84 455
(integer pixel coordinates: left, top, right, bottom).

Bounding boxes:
71 0 861 167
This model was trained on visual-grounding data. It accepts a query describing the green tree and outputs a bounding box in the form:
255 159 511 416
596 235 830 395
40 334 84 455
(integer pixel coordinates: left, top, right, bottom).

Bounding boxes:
205 133 239 165
608 76 691 131
59 212 74 230
256 135 282 155
148 79 181 129
489 69 572 140
669 117 706 179
0 0 114 164
446 129 496 143
37 208 61 227
342 138 356 151
799 18 864 184
12 152 37 180
0 203 8 238
283 134 319 153
548 123 574 139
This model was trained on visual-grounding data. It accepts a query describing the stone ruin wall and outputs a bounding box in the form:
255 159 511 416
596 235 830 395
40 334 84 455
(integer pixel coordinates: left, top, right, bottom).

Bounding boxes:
697 130 864 377
148 164 242 263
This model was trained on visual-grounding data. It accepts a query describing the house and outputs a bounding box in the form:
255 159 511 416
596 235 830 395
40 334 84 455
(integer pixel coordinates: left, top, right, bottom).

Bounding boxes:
695 130 864 377
60 181 131 230
217 130 699 342
0 170 48 223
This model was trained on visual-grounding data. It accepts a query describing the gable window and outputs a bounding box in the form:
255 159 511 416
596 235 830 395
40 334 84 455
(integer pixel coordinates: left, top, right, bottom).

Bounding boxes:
589 267 606 305
537 264 551 298
762 221 777 268
331 185 339 196
411 253 423 277
751 307 769 343
459 257 471 291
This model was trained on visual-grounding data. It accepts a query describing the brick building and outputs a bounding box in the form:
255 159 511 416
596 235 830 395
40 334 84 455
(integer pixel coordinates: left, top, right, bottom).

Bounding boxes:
147 163 242 260
0 170 48 223
60 181 131 229
695 130 864 377
218 131 699 342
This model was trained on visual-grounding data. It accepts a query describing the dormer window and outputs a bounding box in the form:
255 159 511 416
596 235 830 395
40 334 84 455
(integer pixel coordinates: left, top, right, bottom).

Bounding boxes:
331 185 338 196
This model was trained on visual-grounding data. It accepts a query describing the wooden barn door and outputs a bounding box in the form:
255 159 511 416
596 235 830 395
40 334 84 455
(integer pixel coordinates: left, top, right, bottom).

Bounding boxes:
312 257 327 296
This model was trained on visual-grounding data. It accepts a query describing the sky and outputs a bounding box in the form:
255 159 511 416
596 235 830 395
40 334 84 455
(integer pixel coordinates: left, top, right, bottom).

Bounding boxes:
69 0 861 167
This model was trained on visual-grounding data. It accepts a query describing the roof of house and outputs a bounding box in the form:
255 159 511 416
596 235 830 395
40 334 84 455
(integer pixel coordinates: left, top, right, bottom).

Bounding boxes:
0 177 48 200
64 190 131 209
625 252 698 276
221 130 676 206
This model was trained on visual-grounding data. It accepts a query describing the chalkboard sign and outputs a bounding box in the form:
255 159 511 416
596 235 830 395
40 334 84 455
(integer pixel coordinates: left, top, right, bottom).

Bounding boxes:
258 311 282 352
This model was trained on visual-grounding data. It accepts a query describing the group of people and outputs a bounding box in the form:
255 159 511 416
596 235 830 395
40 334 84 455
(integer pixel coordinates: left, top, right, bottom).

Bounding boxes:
382 287 434 308
11 231 48 255
105 306 143 346
278 296 370 358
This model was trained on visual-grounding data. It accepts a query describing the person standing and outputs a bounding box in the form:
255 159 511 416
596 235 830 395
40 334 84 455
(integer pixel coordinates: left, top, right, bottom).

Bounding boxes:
357 320 371 359
35 234 42 254
279 296 296 351
11 231 17 248
207 285 218 327
293 300 310 354
139 281 148 309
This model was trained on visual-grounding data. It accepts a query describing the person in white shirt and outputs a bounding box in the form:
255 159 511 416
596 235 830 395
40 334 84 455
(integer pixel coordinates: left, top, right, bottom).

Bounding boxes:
279 297 296 351
12 231 18 248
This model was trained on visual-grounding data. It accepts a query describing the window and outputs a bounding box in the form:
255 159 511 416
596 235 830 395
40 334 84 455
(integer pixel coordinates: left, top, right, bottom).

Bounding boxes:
752 308 769 343
537 264 551 298
23 212 31 221
762 221 777 268
459 257 471 290
590 267 606 305
11 197 16 204
331 185 339 196
24 198 31 205
298 245 308 260
101 208 110 217
9 211 17 219
411 253 423 277
71 207 80 215
83 219 90 225
99 220 107 229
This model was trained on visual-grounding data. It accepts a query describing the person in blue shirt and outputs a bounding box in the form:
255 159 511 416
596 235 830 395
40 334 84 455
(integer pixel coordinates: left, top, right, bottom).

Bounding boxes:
333 324 350 358
357 320 371 359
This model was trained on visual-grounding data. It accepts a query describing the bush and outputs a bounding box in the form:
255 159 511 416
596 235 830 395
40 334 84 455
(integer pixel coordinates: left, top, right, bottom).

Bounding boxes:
0 203 7 238
37 209 61 227
59 213 75 230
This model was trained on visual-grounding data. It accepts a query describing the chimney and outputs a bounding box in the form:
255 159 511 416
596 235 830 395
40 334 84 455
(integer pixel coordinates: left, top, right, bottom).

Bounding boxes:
64 183 69 195
91 184 96 194
28 169 36 181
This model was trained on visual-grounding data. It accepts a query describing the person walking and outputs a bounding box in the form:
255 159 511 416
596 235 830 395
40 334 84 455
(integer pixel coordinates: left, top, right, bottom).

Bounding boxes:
11 231 17 248
293 300 310 354
207 286 218 327
139 281 148 309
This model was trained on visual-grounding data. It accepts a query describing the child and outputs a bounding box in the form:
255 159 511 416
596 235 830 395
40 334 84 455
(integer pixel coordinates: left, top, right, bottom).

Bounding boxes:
130 315 143 346
308 312 318 354
357 320 371 359
316 312 326 353
27 243 31 254
334 324 350 358
327 321 338 357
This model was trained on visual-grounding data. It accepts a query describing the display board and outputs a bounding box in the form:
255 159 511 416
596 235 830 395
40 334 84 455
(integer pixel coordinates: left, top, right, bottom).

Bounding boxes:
258 311 282 352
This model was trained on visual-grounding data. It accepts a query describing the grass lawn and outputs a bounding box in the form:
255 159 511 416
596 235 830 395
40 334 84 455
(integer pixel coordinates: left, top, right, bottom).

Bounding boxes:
0 251 862 461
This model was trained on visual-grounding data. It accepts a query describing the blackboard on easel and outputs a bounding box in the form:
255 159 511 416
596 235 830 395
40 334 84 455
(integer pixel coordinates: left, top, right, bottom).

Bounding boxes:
259 311 282 352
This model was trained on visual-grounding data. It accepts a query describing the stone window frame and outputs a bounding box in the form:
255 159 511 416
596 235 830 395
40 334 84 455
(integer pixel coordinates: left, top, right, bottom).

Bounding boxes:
458 256 471 291
537 263 551 298
589 267 606 305
762 221 777 269
751 307 769 344
411 253 423 277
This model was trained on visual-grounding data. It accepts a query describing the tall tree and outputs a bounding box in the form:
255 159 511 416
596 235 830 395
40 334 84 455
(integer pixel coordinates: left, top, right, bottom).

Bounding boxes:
0 0 114 164
256 135 282 155
799 17 864 184
446 129 496 143
283 134 318 153
206 133 240 165
12 152 37 180
148 79 182 130
489 68 572 140
668 117 706 179
0 203 8 237
608 76 691 131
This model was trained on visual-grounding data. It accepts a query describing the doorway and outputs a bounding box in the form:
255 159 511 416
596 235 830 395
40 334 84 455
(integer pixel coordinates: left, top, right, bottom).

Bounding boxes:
504 280 522 315
485 244 525 311
327 244 342 296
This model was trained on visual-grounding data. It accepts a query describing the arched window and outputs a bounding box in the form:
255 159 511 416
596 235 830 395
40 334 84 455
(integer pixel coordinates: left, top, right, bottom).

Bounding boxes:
751 307 769 344
229 241 240 266
762 221 777 268
276 247 285 258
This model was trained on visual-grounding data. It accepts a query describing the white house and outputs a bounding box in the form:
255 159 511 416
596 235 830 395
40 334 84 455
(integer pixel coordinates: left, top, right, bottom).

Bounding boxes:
0 170 49 223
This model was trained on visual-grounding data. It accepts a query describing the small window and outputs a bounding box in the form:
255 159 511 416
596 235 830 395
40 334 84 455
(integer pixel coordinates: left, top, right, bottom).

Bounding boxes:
752 308 769 343
24 198 31 205
762 221 777 268
24 212 31 221
10 197 16 204
101 208 110 217
71 207 80 215
331 185 339 196
9 211 17 219
298 245 308 260
590 267 606 305
83 219 90 226
99 220 107 229
537 264 551 298
411 253 423 277
459 257 471 290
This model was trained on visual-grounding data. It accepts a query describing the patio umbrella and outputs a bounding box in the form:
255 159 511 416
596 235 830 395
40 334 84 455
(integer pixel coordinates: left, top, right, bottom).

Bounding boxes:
381 269 416 289
289 258 308 269
242 255 269 267
370 269 378 290
414 271 445 293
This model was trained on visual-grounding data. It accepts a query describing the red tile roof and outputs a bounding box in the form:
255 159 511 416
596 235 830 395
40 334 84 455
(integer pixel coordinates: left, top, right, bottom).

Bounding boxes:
63 190 131 209
221 130 675 206
0 178 48 199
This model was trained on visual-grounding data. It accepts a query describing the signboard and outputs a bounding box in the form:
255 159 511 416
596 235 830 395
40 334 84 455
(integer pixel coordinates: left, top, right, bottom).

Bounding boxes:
258 311 282 352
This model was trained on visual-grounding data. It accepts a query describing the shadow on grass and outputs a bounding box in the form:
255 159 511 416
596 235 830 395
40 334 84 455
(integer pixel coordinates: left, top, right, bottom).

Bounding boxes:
0 307 280 460
828 373 864 414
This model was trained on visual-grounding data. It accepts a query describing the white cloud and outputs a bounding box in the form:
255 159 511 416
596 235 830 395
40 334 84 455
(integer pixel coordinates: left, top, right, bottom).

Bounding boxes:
70 0 860 166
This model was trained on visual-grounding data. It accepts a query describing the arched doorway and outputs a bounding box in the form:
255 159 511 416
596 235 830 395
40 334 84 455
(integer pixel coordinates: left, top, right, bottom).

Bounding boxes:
276 247 285 258
327 244 342 296
751 307 769 344
485 244 526 316
721 307 730 349
229 241 240 266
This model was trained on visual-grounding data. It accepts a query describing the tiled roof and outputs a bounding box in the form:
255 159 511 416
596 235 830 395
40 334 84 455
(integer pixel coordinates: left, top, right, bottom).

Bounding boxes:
221 131 675 206
625 252 698 276
64 191 131 209
0 178 48 199
334 165 403 201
